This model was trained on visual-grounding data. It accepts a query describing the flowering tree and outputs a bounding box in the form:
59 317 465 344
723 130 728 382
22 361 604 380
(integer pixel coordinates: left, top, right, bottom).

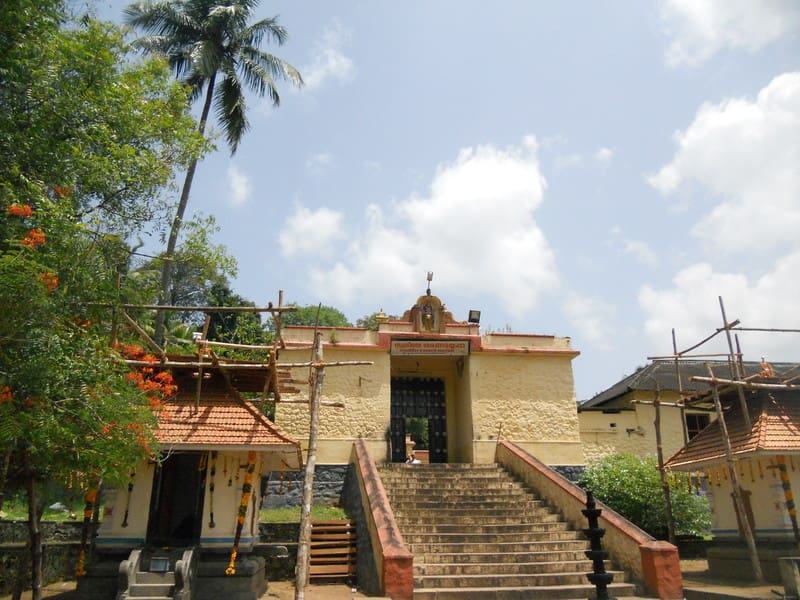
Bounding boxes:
0 2 202 596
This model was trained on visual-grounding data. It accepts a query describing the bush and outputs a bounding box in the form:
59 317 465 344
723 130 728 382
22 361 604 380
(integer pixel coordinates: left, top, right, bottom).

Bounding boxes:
578 453 711 538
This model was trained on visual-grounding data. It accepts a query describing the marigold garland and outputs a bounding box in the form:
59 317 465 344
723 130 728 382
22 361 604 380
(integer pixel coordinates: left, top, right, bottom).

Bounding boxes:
226 451 257 576
75 488 98 577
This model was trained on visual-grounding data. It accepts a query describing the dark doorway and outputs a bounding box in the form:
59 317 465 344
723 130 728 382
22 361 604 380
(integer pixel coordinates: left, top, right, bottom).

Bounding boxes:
390 377 447 463
147 452 207 547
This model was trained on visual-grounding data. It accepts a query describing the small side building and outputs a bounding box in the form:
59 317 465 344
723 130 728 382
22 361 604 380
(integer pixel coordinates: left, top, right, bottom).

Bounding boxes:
579 360 758 463
665 382 800 583
79 353 302 600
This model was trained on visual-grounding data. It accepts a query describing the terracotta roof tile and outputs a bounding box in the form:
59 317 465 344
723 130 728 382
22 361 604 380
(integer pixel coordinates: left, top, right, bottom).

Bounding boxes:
666 390 800 470
156 392 300 454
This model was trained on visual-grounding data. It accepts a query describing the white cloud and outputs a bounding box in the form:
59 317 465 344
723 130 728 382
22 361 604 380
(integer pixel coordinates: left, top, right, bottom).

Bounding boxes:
279 206 346 258
639 254 800 361
553 153 582 170
640 72 800 364
648 72 800 257
299 136 559 316
594 147 613 166
306 152 334 173
660 0 800 67
563 294 617 351
227 164 251 206
610 227 659 267
302 20 356 92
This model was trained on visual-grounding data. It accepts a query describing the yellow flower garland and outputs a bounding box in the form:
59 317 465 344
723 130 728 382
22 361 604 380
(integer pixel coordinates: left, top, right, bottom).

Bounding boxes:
226 451 257 575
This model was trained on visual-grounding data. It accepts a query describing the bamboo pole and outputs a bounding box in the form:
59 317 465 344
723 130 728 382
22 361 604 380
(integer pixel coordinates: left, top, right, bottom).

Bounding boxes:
719 297 751 430
653 385 676 544
708 379 763 581
673 329 689 447
295 332 324 600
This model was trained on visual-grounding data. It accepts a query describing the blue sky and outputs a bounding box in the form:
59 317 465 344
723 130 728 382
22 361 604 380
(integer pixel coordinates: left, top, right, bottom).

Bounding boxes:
93 1 800 401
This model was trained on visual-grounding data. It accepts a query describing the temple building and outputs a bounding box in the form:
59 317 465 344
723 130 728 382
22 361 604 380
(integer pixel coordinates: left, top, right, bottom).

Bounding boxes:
274 285 583 476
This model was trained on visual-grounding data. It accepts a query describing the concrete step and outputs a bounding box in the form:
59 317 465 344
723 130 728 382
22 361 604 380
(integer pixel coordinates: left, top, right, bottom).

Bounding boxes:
415 559 594 576
394 511 559 526
412 582 638 599
418 549 591 565
403 529 583 544
128 582 174 597
395 520 568 534
406 539 589 554
414 570 629 588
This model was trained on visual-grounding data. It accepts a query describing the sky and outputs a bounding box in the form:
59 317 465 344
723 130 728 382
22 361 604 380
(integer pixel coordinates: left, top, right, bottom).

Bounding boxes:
92 0 800 402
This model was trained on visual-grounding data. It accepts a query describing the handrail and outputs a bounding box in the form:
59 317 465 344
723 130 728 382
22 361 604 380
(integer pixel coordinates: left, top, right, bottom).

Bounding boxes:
351 440 413 600
175 546 198 600
495 441 683 599
115 548 141 600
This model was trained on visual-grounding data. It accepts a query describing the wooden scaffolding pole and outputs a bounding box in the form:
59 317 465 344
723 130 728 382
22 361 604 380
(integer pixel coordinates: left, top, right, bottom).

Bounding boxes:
653 385 676 544
295 331 324 600
708 377 763 582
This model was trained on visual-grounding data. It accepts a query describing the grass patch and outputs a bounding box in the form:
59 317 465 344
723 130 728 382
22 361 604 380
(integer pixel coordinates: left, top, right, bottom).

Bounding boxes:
260 505 348 523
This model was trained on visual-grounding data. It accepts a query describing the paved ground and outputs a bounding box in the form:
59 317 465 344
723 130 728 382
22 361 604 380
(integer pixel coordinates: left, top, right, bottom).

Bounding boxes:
0 560 787 600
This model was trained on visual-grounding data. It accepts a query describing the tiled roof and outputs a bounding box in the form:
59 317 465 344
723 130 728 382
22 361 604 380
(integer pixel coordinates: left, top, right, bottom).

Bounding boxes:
580 360 800 409
665 389 800 470
155 392 302 469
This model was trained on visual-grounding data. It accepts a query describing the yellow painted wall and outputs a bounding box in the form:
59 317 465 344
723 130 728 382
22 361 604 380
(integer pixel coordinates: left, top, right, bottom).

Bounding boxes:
704 456 800 540
469 353 582 465
274 333 581 466
96 450 262 550
579 390 713 464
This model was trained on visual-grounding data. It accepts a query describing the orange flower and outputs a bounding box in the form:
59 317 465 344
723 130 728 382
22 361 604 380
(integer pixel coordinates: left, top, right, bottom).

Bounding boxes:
21 227 46 248
7 204 33 217
53 186 73 198
0 386 13 404
38 272 58 292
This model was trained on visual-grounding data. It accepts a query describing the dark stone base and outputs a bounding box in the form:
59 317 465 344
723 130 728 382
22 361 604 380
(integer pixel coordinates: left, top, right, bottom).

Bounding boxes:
76 553 268 599
707 539 797 584
196 556 267 600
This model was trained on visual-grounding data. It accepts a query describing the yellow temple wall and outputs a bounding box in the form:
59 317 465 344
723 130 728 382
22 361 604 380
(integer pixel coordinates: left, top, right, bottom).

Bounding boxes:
469 352 582 465
274 327 581 466
274 346 391 463
96 463 156 545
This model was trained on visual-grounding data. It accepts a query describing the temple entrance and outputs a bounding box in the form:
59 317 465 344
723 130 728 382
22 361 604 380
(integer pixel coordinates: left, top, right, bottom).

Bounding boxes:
390 377 447 463
146 452 207 547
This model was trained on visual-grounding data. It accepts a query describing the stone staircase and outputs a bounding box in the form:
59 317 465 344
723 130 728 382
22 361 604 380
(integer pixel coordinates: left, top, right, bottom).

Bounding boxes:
379 463 638 599
117 548 195 600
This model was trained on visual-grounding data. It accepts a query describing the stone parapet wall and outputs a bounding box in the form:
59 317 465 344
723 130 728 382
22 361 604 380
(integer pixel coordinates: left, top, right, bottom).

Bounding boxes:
261 465 348 509
0 521 89 595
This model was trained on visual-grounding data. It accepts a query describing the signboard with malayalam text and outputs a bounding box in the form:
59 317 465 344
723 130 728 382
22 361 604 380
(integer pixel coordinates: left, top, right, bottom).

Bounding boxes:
390 339 470 356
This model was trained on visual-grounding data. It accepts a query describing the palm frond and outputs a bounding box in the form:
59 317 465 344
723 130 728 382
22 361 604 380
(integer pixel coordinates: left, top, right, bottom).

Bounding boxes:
215 73 247 153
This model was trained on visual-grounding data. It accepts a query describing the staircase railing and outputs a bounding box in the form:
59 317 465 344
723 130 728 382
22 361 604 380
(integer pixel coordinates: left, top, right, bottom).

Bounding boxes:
174 546 198 600
115 548 142 600
495 440 683 599
350 439 413 600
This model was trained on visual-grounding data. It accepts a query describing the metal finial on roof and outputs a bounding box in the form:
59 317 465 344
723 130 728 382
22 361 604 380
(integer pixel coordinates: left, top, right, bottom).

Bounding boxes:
426 271 433 295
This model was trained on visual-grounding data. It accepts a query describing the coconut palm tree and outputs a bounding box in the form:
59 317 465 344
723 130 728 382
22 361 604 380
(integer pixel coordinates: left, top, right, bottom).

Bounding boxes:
124 0 303 344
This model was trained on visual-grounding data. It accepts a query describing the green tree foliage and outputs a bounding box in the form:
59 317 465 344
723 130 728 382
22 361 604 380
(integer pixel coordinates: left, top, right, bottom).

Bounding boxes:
357 310 400 330
578 453 711 538
281 303 353 328
124 0 303 345
0 3 201 595
206 283 269 349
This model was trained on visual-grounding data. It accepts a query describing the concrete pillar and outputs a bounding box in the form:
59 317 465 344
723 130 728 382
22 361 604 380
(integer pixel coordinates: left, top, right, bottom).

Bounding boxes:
640 540 683 599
